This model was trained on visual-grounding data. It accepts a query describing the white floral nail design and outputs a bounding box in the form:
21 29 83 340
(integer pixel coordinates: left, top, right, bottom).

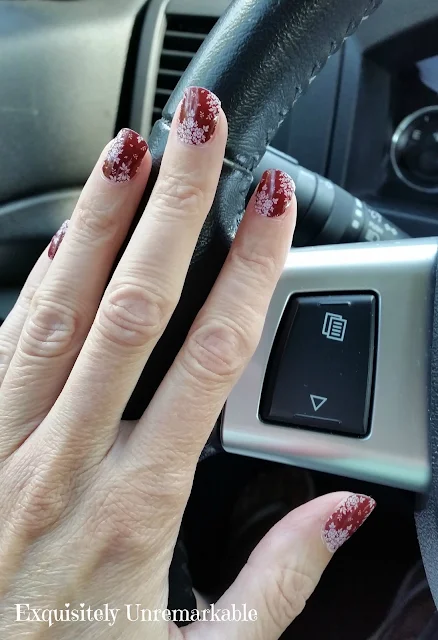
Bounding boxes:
322 493 376 553
177 87 221 146
102 128 148 183
254 169 295 217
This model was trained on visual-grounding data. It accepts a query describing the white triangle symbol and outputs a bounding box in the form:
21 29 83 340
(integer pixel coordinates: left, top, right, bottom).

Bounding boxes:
310 394 327 412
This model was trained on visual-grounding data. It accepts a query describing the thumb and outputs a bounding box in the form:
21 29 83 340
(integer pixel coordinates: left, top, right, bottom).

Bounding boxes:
182 492 375 640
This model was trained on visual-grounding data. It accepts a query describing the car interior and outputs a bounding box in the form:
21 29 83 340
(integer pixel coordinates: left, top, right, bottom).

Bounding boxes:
1 0 438 637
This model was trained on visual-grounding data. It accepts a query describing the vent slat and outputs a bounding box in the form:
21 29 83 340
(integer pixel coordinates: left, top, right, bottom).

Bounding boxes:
163 35 203 53
162 48 195 59
156 88 173 96
161 52 193 72
152 14 218 128
165 29 206 40
159 69 183 78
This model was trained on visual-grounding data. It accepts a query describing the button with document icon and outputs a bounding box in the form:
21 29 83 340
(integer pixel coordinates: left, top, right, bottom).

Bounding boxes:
322 312 347 342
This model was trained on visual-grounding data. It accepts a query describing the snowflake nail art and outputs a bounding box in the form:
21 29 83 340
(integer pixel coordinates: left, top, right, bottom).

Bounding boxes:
254 169 295 218
177 86 221 145
102 128 148 183
48 220 69 260
322 494 376 553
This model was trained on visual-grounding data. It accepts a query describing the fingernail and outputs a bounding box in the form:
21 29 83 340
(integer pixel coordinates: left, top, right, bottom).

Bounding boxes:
48 220 69 260
322 493 376 553
102 128 148 183
254 169 296 218
177 86 221 145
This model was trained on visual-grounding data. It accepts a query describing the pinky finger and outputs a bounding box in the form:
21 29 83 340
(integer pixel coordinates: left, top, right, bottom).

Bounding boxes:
0 229 65 387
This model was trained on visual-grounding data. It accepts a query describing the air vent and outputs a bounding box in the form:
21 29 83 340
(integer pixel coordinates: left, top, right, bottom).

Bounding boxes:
152 14 218 127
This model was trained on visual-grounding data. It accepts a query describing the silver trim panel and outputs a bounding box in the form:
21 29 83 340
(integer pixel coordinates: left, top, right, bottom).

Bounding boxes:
223 239 437 492
130 0 169 136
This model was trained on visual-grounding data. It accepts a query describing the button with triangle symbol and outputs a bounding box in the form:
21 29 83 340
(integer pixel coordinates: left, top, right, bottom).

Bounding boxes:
259 294 376 436
310 394 327 412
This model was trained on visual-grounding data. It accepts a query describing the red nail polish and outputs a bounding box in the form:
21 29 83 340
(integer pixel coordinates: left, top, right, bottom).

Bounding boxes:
322 494 376 553
48 220 69 260
177 86 221 145
102 128 148 183
254 169 295 218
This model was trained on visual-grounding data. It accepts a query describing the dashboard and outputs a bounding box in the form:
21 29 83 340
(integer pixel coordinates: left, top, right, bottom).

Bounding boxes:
269 0 438 237
346 55 438 201
0 0 438 315
389 60 438 196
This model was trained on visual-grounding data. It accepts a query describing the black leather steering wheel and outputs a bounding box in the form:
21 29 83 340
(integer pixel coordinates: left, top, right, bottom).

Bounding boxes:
124 0 384 417
152 0 383 257
119 0 438 612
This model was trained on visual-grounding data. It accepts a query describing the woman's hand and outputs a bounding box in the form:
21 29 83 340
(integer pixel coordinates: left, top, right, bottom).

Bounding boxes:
0 87 375 640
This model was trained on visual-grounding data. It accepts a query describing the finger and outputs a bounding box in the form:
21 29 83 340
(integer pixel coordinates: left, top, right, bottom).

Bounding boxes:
183 493 376 640
0 248 52 387
126 170 296 480
0 130 150 458
43 88 226 455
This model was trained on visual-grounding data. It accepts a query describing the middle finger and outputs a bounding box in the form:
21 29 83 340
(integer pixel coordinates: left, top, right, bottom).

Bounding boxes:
41 87 226 456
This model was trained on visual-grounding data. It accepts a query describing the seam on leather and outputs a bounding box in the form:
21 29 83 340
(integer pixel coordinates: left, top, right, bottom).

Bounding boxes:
227 167 253 239
254 0 384 172
156 0 383 179
299 0 383 91
223 157 253 177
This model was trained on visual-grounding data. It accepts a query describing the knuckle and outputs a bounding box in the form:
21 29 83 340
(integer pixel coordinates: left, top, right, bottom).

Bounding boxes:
0 339 15 369
74 197 121 242
153 172 205 220
97 282 176 349
231 245 278 283
19 281 40 310
14 461 74 536
123 463 188 513
265 567 315 628
184 320 252 383
22 292 80 358
92 477 180 555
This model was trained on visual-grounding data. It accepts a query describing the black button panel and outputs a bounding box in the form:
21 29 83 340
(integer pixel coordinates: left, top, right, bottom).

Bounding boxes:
260 294 377 436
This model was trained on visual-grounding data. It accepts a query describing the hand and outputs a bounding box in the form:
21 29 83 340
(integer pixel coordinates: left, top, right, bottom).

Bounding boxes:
0 86 375 639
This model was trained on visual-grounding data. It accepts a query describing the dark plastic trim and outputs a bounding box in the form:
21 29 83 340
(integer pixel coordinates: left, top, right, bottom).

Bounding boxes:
0 189 81 286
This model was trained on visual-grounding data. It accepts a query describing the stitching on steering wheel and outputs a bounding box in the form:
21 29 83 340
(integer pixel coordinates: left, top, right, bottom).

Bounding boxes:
259 0 384 171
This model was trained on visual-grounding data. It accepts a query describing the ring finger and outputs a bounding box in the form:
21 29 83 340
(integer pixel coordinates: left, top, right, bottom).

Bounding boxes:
0 248 51 388
0 130 151 458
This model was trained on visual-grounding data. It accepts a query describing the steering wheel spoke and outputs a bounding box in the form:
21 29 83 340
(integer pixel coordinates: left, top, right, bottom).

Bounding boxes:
223 237 435 493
